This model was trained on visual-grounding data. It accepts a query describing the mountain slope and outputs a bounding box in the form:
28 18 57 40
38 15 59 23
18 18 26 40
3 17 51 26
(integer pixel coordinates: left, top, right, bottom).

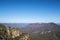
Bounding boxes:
22 23 60 33
21 23 60 40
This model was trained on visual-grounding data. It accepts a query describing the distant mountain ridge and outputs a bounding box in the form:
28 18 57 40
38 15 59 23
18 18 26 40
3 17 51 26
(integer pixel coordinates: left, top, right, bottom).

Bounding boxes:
56 23 60 25
21 23 60 33
20 23 60 40
3 23 29 28
1 23 60 40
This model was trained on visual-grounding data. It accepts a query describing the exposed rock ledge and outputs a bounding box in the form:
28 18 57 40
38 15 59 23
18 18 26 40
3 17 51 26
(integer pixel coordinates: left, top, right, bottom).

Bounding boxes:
0 24 30 40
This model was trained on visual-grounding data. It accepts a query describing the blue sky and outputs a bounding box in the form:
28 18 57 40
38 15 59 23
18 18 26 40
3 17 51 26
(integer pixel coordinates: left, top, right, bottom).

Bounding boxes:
0 0 60 23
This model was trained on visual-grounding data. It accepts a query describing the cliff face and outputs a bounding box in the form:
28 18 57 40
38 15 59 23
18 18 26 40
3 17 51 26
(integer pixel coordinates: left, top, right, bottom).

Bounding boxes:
0 24 30 40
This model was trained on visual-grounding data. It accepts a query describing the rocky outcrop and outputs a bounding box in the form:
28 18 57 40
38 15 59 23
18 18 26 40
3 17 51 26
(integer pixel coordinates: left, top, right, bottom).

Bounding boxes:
0 24 30 40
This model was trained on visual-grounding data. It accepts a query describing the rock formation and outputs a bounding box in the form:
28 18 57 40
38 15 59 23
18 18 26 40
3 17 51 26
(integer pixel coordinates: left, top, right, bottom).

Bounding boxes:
0 24 30 40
